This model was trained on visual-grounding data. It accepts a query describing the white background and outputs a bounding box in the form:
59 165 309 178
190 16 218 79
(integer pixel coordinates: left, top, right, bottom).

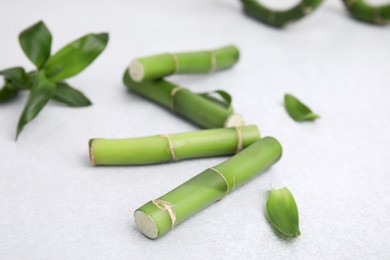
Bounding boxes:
1 0 389 259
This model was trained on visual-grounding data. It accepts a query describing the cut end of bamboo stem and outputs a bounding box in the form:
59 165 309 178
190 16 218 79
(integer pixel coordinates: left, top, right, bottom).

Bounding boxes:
224 113 245 127
129 59 144 82
134 210 158 239
89 138 97 166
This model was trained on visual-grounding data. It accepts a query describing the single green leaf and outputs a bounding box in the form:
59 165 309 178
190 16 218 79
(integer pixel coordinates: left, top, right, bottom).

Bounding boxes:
0 84 18 103
44 33 109 81
0 67 29 89
16 70 56 140
200 90 233 112
52 82 92 107
284 93 319 122
19 21 52 68
266 187 301 237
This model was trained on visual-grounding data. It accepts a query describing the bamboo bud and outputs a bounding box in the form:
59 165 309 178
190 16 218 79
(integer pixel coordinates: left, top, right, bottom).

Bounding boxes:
129 45 239 82
89 125 260 166
123 71 245 129
134 137 282 239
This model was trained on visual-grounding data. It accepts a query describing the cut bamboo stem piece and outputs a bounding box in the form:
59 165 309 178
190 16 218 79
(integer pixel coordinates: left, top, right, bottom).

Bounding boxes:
134 137 282 239
240 0 324 28
341 0 390 25
129 45 239 82
123 71 245 129
89 125 260 166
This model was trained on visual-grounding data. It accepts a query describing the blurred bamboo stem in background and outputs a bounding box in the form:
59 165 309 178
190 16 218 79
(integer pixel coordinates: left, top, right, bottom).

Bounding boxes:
129 45 239 82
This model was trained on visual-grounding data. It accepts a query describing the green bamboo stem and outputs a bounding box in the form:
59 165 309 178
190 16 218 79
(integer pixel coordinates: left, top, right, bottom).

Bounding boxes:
89 125 260 166
134 137 282 239
240 0 324 28
129 45 239 82
342 0 390 25
123 71 245 129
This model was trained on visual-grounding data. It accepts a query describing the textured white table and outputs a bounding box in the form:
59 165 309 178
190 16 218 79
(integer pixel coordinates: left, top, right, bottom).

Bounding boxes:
1 0 389 259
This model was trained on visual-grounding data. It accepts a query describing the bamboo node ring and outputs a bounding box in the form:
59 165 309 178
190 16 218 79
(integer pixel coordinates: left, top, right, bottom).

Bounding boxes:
209 51 218 73
209 167 230 198
170 53 180 74
160 134 177 161
152 199 177 228
234 127 244 153
170 86 184 111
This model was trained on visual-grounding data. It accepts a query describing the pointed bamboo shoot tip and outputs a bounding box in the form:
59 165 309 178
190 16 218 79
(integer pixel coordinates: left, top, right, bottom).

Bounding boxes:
225 113 245 127
129 59 144 82
134 210 158 239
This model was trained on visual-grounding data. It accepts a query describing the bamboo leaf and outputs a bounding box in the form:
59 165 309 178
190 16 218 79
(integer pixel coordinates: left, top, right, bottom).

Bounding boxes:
200 90 232 111
19 21 52 68
0 67 29 89
266 187 300 237
16 70 56 140
52 82 92 107
44 33 109 81
0 84 18 103
284 93 319 122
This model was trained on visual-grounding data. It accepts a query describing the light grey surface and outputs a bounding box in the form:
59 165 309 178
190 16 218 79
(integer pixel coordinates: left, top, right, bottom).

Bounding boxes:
1 0 390 259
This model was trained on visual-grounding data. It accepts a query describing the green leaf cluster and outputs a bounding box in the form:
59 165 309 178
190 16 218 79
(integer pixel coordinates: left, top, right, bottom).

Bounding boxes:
0 21 109 140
